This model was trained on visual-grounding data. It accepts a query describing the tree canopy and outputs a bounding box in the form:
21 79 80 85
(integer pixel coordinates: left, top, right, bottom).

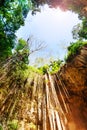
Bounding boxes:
0 0 32 60
0 0 87 65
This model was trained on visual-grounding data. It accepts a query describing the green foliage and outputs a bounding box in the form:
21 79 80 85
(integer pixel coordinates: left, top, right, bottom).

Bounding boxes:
15 38 28 52
10 60 42 84
0 124 3 130
28 122 36 130
8 119 18 130
0 0 32 60
38 65 49 74
49 60 63 74
28 66 43 74
14 38 29 64
38 59 63 74
65 40 87 61
11 61 29 82
72 18 87 40
78 18 87 39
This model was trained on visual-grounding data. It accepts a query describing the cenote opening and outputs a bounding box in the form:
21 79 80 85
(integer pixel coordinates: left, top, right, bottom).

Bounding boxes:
0 1 87 130
16 4 81 67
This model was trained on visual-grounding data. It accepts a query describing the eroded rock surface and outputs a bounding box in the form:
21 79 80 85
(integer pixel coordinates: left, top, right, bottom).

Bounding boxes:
0 45 87 130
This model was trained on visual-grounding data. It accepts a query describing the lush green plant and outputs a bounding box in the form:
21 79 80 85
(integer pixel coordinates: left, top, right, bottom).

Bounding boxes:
65 40 87 61
49 60 63 74
29 122 36 130
8 120 18 130
38 64 49 74
38 59 63 74
0 124 3 130
0 0 32 60
28 66 43 74
14 38 29 64
78 18 87 39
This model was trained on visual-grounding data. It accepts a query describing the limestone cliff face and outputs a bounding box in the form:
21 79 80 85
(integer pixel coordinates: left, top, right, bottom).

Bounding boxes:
0 45 87 130
58 45 87 130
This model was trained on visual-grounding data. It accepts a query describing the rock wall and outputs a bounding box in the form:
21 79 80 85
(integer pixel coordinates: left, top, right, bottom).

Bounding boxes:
0 45 87 130
58 45 87 130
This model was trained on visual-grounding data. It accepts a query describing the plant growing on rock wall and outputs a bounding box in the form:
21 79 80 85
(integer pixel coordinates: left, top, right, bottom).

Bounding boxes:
65 40 87 62
38 59 63 74
49 59 63 74
0 124 3 130
8 119 18 130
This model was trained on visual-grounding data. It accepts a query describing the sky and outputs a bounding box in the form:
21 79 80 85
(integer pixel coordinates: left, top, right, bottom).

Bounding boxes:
16 4 81 66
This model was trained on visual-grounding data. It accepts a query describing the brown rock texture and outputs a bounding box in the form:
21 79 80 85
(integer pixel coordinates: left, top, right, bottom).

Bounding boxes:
58 45 87 130
0 45 87 130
